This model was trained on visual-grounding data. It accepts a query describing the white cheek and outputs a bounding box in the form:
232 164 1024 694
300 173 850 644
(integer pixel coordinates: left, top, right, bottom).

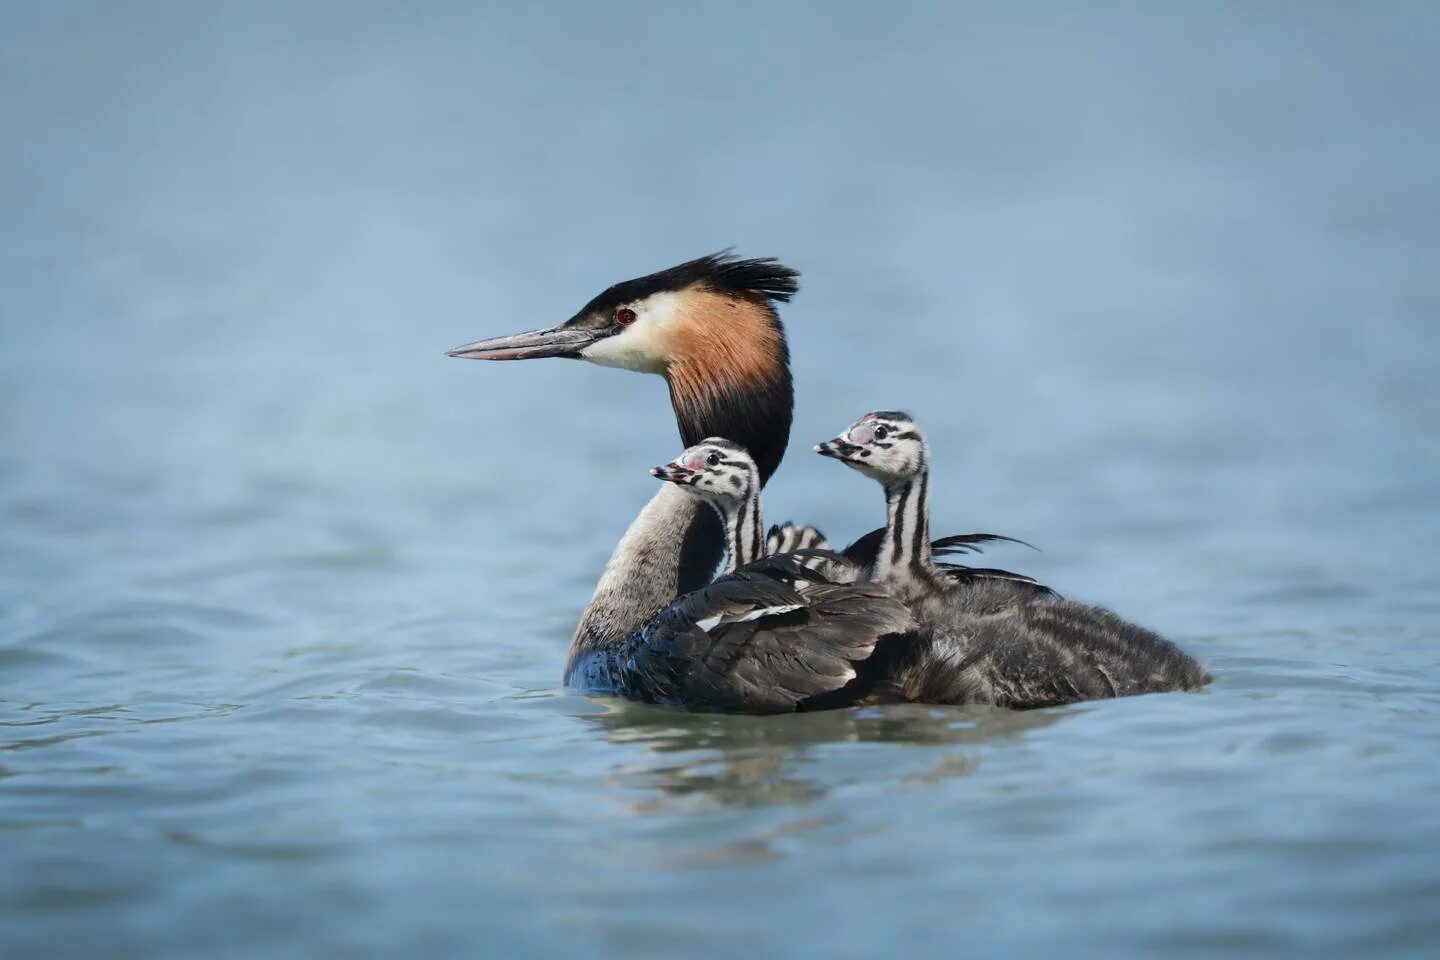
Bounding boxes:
579 332 666 373
576 291 687 374
636 291 686 331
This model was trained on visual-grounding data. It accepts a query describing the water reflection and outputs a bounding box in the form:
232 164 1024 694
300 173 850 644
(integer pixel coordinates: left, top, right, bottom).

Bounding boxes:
580 700 1068 812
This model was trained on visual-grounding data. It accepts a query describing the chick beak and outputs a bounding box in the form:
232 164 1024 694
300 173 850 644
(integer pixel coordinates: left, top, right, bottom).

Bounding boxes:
650 463 694 485
814 437 862 461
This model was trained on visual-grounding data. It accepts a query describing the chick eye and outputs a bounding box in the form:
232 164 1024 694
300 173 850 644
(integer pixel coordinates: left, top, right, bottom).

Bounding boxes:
706 452 721 467
874 425 889 440
616 307 637 326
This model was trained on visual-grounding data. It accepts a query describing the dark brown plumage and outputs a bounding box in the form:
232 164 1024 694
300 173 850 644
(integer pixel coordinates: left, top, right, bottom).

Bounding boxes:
575 554 914 715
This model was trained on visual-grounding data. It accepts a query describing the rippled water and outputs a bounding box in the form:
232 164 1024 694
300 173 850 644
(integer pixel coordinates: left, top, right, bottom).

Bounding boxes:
3 3 1439 957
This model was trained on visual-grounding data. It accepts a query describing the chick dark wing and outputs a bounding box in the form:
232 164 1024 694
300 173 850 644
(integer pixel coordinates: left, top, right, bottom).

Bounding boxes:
936 562 1059 599
841 528 1054 594
842 528 1032 564
930 532 1036 555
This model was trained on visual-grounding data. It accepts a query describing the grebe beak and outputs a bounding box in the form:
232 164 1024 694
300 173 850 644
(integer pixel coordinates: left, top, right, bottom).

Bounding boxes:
650 463 694 485
446 324 604 361
814 437 861 461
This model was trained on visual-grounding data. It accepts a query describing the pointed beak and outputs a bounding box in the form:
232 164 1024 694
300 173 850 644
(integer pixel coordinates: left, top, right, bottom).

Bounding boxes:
446 324 604 361
814 437 862 461
650 462 694 485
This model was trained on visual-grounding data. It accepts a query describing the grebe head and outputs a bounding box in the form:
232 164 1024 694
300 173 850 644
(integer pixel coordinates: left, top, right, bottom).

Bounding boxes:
446 251 795 373
447 251 798 481
650 438 758 508
815 411 927 484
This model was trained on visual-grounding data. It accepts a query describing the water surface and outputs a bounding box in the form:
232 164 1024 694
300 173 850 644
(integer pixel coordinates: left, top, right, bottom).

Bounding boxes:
3 3 1439 957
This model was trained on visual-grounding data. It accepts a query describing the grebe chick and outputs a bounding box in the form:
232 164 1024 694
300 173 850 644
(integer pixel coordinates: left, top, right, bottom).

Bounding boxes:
652 439 845 581
816 411 1211 706
645 432 826 564
818 412 1052 595
650 438 765 574
818 411 962 590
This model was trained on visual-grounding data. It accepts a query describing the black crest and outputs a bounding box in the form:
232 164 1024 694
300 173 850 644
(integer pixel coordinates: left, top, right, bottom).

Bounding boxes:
571 250 800 320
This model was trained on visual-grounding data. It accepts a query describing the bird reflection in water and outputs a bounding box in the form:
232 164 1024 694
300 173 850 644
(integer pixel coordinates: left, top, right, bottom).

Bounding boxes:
578 700 1069 814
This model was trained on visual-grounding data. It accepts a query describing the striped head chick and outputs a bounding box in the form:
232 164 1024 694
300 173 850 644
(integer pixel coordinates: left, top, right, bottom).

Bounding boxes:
816 412 937 585
814 411 927 485
651 438 763 574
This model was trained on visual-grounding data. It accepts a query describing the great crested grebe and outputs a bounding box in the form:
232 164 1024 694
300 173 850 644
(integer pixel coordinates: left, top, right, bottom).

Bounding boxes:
449 253 800 681
584 439 913 713
816 412 1211 705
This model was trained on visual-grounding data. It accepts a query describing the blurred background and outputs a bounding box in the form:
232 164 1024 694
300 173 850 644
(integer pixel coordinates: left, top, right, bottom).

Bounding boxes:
2 2 1438 958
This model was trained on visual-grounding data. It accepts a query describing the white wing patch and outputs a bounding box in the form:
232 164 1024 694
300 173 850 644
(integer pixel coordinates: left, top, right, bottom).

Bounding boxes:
695 602 804 633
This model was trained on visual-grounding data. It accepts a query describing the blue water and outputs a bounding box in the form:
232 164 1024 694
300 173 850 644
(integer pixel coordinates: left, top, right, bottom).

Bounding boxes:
3 3 1439 957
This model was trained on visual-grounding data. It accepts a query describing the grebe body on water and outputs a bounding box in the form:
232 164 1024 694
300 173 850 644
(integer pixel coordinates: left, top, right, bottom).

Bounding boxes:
448 253 1206 712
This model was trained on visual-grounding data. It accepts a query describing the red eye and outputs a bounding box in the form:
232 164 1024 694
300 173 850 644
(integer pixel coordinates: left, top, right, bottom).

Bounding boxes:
616 307 637 326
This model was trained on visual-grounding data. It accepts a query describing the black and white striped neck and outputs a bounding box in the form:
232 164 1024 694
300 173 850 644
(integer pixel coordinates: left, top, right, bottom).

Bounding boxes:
710 485 764 575
875 472 937 584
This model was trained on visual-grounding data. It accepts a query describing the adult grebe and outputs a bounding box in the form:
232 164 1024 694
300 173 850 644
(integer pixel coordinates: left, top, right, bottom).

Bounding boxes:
816 412 1211 705
449 253 800 682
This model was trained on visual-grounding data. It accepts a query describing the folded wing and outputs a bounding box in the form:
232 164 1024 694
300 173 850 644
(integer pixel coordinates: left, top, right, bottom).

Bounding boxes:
616 563 913 714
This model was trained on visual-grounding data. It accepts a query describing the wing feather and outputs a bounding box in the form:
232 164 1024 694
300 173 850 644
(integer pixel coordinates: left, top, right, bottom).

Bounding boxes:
620 572 913 714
